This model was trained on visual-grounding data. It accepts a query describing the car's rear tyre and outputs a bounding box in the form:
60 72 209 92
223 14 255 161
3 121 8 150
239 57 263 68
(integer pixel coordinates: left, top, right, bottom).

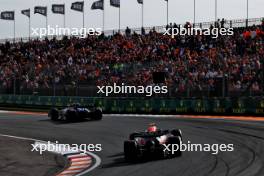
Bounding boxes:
65 110 76 121
93 109 102 120
124 140 138 161
129 133 140 140
167 136 182 157
49 108 59 121
171 129 182 139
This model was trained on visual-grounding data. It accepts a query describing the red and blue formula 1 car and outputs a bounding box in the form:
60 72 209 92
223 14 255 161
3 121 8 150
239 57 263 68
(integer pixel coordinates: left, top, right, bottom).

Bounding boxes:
124 123 182 161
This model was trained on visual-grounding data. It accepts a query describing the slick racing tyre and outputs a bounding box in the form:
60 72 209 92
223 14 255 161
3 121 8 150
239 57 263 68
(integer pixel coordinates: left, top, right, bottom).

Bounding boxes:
171 129 182 140
65 110 77 121
167 136 182 157
124 140 138 161
49 108 59 121
129 133 140 140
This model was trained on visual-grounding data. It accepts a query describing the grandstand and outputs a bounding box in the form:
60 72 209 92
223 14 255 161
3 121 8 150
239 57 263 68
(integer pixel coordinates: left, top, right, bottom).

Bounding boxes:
0 17 263 97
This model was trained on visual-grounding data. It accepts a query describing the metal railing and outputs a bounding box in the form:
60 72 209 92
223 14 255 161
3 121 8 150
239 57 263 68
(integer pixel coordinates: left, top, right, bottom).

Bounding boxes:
0 16 263 43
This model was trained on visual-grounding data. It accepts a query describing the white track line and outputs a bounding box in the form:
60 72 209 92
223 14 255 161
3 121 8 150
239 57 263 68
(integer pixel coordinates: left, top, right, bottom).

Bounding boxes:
0 110 8 113
105 114 264 121
1 110 261 121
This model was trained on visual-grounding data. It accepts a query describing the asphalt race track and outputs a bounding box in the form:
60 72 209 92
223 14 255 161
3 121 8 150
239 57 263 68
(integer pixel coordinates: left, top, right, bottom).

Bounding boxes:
0 113 264 176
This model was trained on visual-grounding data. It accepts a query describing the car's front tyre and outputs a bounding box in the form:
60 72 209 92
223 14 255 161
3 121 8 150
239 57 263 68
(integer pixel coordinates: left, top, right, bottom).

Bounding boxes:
92 109 103 120
171 129 182 140
65 110 77 121
166 136 182 157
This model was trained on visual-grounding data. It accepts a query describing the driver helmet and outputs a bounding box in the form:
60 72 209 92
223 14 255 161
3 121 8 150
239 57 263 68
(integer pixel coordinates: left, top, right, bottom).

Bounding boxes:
147 123 157 132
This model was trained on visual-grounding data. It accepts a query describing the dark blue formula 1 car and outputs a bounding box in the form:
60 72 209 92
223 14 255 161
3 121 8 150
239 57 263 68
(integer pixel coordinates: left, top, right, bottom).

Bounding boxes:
48 103 103 121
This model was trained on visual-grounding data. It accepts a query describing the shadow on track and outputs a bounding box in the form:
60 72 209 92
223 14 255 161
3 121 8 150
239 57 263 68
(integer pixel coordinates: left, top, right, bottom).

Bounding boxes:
102 152 178 169
38 118 99 125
